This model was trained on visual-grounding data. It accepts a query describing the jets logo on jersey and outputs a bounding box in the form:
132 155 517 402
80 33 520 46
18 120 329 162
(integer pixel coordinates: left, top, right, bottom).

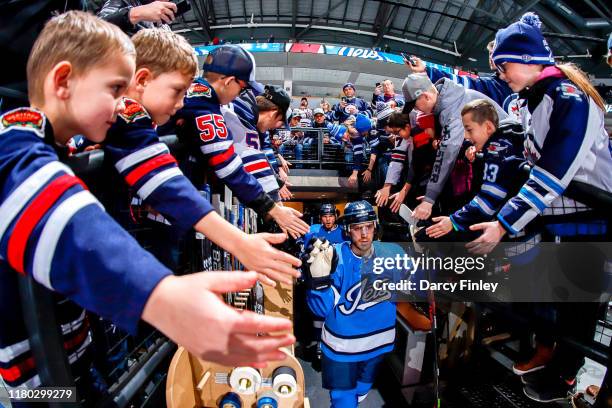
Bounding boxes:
524 132 541 164
0 108 45 137
187 82 212 98
119 98 150 123
338 279 391 315
505 97 523 121
487 142 507 156
558 83 582 100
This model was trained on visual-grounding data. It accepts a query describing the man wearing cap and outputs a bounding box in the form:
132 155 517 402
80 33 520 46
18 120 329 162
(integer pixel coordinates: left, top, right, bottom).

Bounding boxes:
332 83 372 123
175 45 307 238
401 73 508 219
312 107 330 128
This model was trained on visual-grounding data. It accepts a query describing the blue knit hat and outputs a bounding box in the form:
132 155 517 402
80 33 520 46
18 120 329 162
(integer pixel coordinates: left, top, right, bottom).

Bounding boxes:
492 13 554 66
327 123 347 141
343 82 355 91
354 113 372 134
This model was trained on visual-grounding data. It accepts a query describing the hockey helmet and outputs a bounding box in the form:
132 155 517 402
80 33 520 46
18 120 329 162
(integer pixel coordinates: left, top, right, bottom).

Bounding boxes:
320 203 338 217
341 200 377 233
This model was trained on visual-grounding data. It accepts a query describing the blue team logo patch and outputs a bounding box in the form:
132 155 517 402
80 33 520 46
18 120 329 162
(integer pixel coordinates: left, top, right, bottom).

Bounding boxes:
558 83 582 100
118 98 150 123
187 82 212 98
0 108 45 138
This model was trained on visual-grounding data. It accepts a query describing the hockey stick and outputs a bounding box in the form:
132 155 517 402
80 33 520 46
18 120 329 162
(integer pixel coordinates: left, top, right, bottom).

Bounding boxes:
399 204 441 406
427 265 441 408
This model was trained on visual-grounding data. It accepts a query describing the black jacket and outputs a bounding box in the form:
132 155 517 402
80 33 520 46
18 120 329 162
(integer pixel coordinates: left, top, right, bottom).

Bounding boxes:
97 0 161 36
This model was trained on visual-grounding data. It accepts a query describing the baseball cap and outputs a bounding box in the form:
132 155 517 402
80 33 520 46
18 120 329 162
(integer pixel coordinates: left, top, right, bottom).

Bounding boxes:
202 45 264 93
262 85 292 129
401 73 434 114
313 108 325 116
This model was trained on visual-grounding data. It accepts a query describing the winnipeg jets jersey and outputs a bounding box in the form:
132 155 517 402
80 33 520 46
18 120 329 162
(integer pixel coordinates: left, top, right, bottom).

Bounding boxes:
307 242 396 362
303 224 347 246
450 121 527 230
497 69 612 236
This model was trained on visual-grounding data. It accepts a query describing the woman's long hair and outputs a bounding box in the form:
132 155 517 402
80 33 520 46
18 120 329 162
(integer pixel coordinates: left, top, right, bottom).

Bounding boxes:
556 63 605 110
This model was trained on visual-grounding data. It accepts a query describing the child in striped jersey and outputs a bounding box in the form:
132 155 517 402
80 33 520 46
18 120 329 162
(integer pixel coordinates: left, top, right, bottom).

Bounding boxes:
0 12 295 391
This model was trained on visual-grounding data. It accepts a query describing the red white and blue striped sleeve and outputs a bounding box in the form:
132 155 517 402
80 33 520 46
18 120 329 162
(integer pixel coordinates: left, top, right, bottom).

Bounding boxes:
0 130 171 334
104 98 213 232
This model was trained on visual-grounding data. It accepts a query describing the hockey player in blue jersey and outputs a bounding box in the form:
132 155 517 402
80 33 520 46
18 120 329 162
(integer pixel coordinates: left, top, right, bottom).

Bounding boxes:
467 13 612 403
332 83 372 123
425 99 527 239
0 12 295 391
174 45 308 239
303 203 347 245
301 203 347 362
305 201 396 407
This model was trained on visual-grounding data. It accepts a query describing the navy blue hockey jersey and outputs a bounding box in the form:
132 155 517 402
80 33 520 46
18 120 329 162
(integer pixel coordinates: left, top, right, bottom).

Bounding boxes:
0 108 171 388
497 68 612 236
307 242 396 362
426 66 520 120
175 79 272 209
332 97 372 123
450 121 527 230
104 97 213 232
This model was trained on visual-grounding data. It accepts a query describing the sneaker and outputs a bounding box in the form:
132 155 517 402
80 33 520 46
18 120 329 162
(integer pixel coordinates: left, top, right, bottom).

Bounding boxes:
512 343 554 375
523 372 574 403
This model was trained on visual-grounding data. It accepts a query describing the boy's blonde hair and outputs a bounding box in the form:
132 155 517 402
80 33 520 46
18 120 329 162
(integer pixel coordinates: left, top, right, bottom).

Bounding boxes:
461 99 499 128
27 11 135 105
131 29 198 78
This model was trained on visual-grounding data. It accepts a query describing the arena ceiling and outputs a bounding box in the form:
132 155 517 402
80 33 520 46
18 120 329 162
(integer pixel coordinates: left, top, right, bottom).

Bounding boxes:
168 0 612 74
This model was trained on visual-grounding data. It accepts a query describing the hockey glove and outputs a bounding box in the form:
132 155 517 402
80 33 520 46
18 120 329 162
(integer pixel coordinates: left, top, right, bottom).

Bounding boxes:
301 238 338 290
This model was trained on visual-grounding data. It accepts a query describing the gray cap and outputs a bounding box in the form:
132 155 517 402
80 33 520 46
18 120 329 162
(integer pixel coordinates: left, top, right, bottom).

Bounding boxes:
401 73 434 113
313 107 325 116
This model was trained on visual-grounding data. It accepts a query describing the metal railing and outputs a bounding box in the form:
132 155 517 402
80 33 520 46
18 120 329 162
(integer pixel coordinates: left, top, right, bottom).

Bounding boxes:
275 127 367 171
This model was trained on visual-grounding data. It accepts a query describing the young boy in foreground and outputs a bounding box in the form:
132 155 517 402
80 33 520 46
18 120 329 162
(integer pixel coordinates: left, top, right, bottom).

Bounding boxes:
0 11 293 390
102 28 301 283
425 99 526 239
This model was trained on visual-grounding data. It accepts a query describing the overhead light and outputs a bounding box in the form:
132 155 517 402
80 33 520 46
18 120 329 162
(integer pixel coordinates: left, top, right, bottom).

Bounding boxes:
468 57 477 62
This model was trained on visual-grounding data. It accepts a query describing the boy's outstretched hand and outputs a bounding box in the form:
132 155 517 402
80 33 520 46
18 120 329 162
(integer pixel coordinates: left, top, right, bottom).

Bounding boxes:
268 204 310 239
143 272 295 368
237 233 302 285
426 216 453 238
